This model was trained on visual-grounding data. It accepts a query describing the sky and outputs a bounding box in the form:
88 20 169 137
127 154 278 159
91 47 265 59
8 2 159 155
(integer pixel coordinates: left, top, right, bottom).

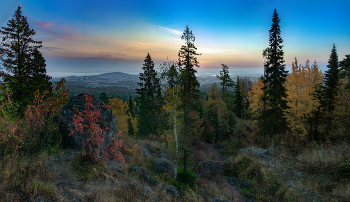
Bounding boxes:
1 0 349 78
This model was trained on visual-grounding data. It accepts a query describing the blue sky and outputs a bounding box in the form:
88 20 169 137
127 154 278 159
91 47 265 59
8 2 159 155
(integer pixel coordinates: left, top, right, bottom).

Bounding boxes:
1 0 349 78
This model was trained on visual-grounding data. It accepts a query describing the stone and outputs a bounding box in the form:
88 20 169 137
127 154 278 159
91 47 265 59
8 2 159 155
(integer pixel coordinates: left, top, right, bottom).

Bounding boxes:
153 158 174 176
105 160 124 175
141 174 159 186
239 147 272 159
141 145 151 158
225 177 251 190
162 184 180 197
129 166 151 176
199 161 225 178
54 93 119 158
122 182 159 201
124 155 131 163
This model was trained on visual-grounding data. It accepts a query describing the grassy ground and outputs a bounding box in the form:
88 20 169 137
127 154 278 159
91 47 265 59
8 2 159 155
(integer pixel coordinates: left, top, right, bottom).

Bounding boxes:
1 117 349 201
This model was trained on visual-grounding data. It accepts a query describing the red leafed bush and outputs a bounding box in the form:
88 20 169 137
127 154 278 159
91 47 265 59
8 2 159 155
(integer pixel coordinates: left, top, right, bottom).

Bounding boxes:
69 93 125 163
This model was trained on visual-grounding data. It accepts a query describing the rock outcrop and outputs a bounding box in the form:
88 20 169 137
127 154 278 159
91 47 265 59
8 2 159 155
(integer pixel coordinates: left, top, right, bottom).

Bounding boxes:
153 158 174 176
54 93 118 158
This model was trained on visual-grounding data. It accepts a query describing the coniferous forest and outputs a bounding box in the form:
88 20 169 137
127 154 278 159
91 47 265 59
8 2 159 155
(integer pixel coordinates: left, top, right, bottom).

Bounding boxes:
1 6 350 202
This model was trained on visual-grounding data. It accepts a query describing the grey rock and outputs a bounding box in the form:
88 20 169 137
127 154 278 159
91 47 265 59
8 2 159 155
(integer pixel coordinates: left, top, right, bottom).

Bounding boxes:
211 199 233 202
124 155 131 163
141 174 159 186
199 161 225 178
129 166 151 176
239 147 272 159
141 145 151 158
54 93 119 158
153 158 174 175
162 184 180 197
105 160 124 174
225 177 251 190
122 182 159 201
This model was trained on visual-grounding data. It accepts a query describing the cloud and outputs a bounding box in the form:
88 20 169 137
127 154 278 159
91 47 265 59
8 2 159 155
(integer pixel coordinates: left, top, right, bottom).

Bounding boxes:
41 46 64 50
159 26 183 35
35 20 55 28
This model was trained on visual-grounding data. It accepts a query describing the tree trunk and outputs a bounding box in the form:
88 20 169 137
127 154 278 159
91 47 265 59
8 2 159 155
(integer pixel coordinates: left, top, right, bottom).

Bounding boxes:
173 87 178 181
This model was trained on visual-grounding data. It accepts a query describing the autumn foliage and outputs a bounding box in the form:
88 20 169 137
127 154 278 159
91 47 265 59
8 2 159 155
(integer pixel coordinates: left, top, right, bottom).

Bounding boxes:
69 93 125 163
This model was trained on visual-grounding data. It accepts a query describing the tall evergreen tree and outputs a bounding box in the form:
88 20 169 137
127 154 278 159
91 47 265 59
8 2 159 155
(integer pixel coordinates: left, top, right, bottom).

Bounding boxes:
0 6 52 115
322 44 340 139
136 53 162 138
339 54 350 89
216 64 235 101
259 9 289 146
178 25 202 138
127 113 135 136
127 95 135 118
233 76 244 118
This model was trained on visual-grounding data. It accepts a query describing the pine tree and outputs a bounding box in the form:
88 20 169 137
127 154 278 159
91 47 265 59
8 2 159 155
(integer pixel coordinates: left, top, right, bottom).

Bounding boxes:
339 54 350 89
178 25 202 138
322 44 340 140
127 95 135 118
259 9 289 146
99 92 110 104
127 113 135 136
216 64 235 101
136 53 162 138
233 76 244 118
0 6 52 116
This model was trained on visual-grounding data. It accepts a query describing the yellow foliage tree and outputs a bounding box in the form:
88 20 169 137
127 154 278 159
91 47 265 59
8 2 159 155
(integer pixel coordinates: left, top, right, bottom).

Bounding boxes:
247 77 265 125
206 83 233 141
284 58 323 137
109 97 130 136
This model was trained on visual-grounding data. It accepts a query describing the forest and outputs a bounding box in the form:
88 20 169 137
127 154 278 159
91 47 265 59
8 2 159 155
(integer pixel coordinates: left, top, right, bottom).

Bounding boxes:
0 5 349 202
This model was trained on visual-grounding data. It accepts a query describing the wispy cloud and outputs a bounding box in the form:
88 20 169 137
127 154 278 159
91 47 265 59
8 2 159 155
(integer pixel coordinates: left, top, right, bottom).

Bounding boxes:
159 26 182 35
41 46 64 50
35 20 55 28
255 32 266 37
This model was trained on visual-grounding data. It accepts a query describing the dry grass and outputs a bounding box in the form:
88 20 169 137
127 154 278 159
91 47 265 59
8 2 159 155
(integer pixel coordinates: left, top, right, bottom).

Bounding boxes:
297 141 350 172
0 152 57 201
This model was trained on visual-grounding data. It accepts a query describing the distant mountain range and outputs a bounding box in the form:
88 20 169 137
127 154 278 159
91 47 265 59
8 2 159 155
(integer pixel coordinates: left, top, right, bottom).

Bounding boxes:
51 71 261 91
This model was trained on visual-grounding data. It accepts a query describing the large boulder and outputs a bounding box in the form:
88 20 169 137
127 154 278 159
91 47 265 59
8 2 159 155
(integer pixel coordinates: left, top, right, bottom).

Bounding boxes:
199 161 225 179
153 158 174 175
54 93 119 158
162 184 180 197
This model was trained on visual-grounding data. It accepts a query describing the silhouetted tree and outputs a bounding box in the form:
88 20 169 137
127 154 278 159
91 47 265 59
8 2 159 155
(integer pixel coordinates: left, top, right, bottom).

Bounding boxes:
322 44 340 140
0 6 52 116
136 53 162 138
259 9 289 146
233 76 243 118
216 64 235 101
339 54 350 89
178 25 202 138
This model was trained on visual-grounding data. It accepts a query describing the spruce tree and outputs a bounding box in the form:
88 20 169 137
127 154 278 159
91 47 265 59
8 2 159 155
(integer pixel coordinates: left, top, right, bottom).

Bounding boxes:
0 6 52 115
216 64 235 103
127 113 135 136
178 25 202 138
99 92 110 104
339 54 350 89
259 9 289 146
322 44 340 139
233 76 243 118
127 95 135 118
136 53 162 138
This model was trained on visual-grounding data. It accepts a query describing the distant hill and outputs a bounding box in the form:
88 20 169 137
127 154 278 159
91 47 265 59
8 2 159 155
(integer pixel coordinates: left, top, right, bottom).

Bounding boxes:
50 71 261 99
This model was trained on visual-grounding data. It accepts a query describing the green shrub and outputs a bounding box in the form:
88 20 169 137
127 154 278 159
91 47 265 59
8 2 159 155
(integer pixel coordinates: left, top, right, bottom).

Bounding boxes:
175 167 197 190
